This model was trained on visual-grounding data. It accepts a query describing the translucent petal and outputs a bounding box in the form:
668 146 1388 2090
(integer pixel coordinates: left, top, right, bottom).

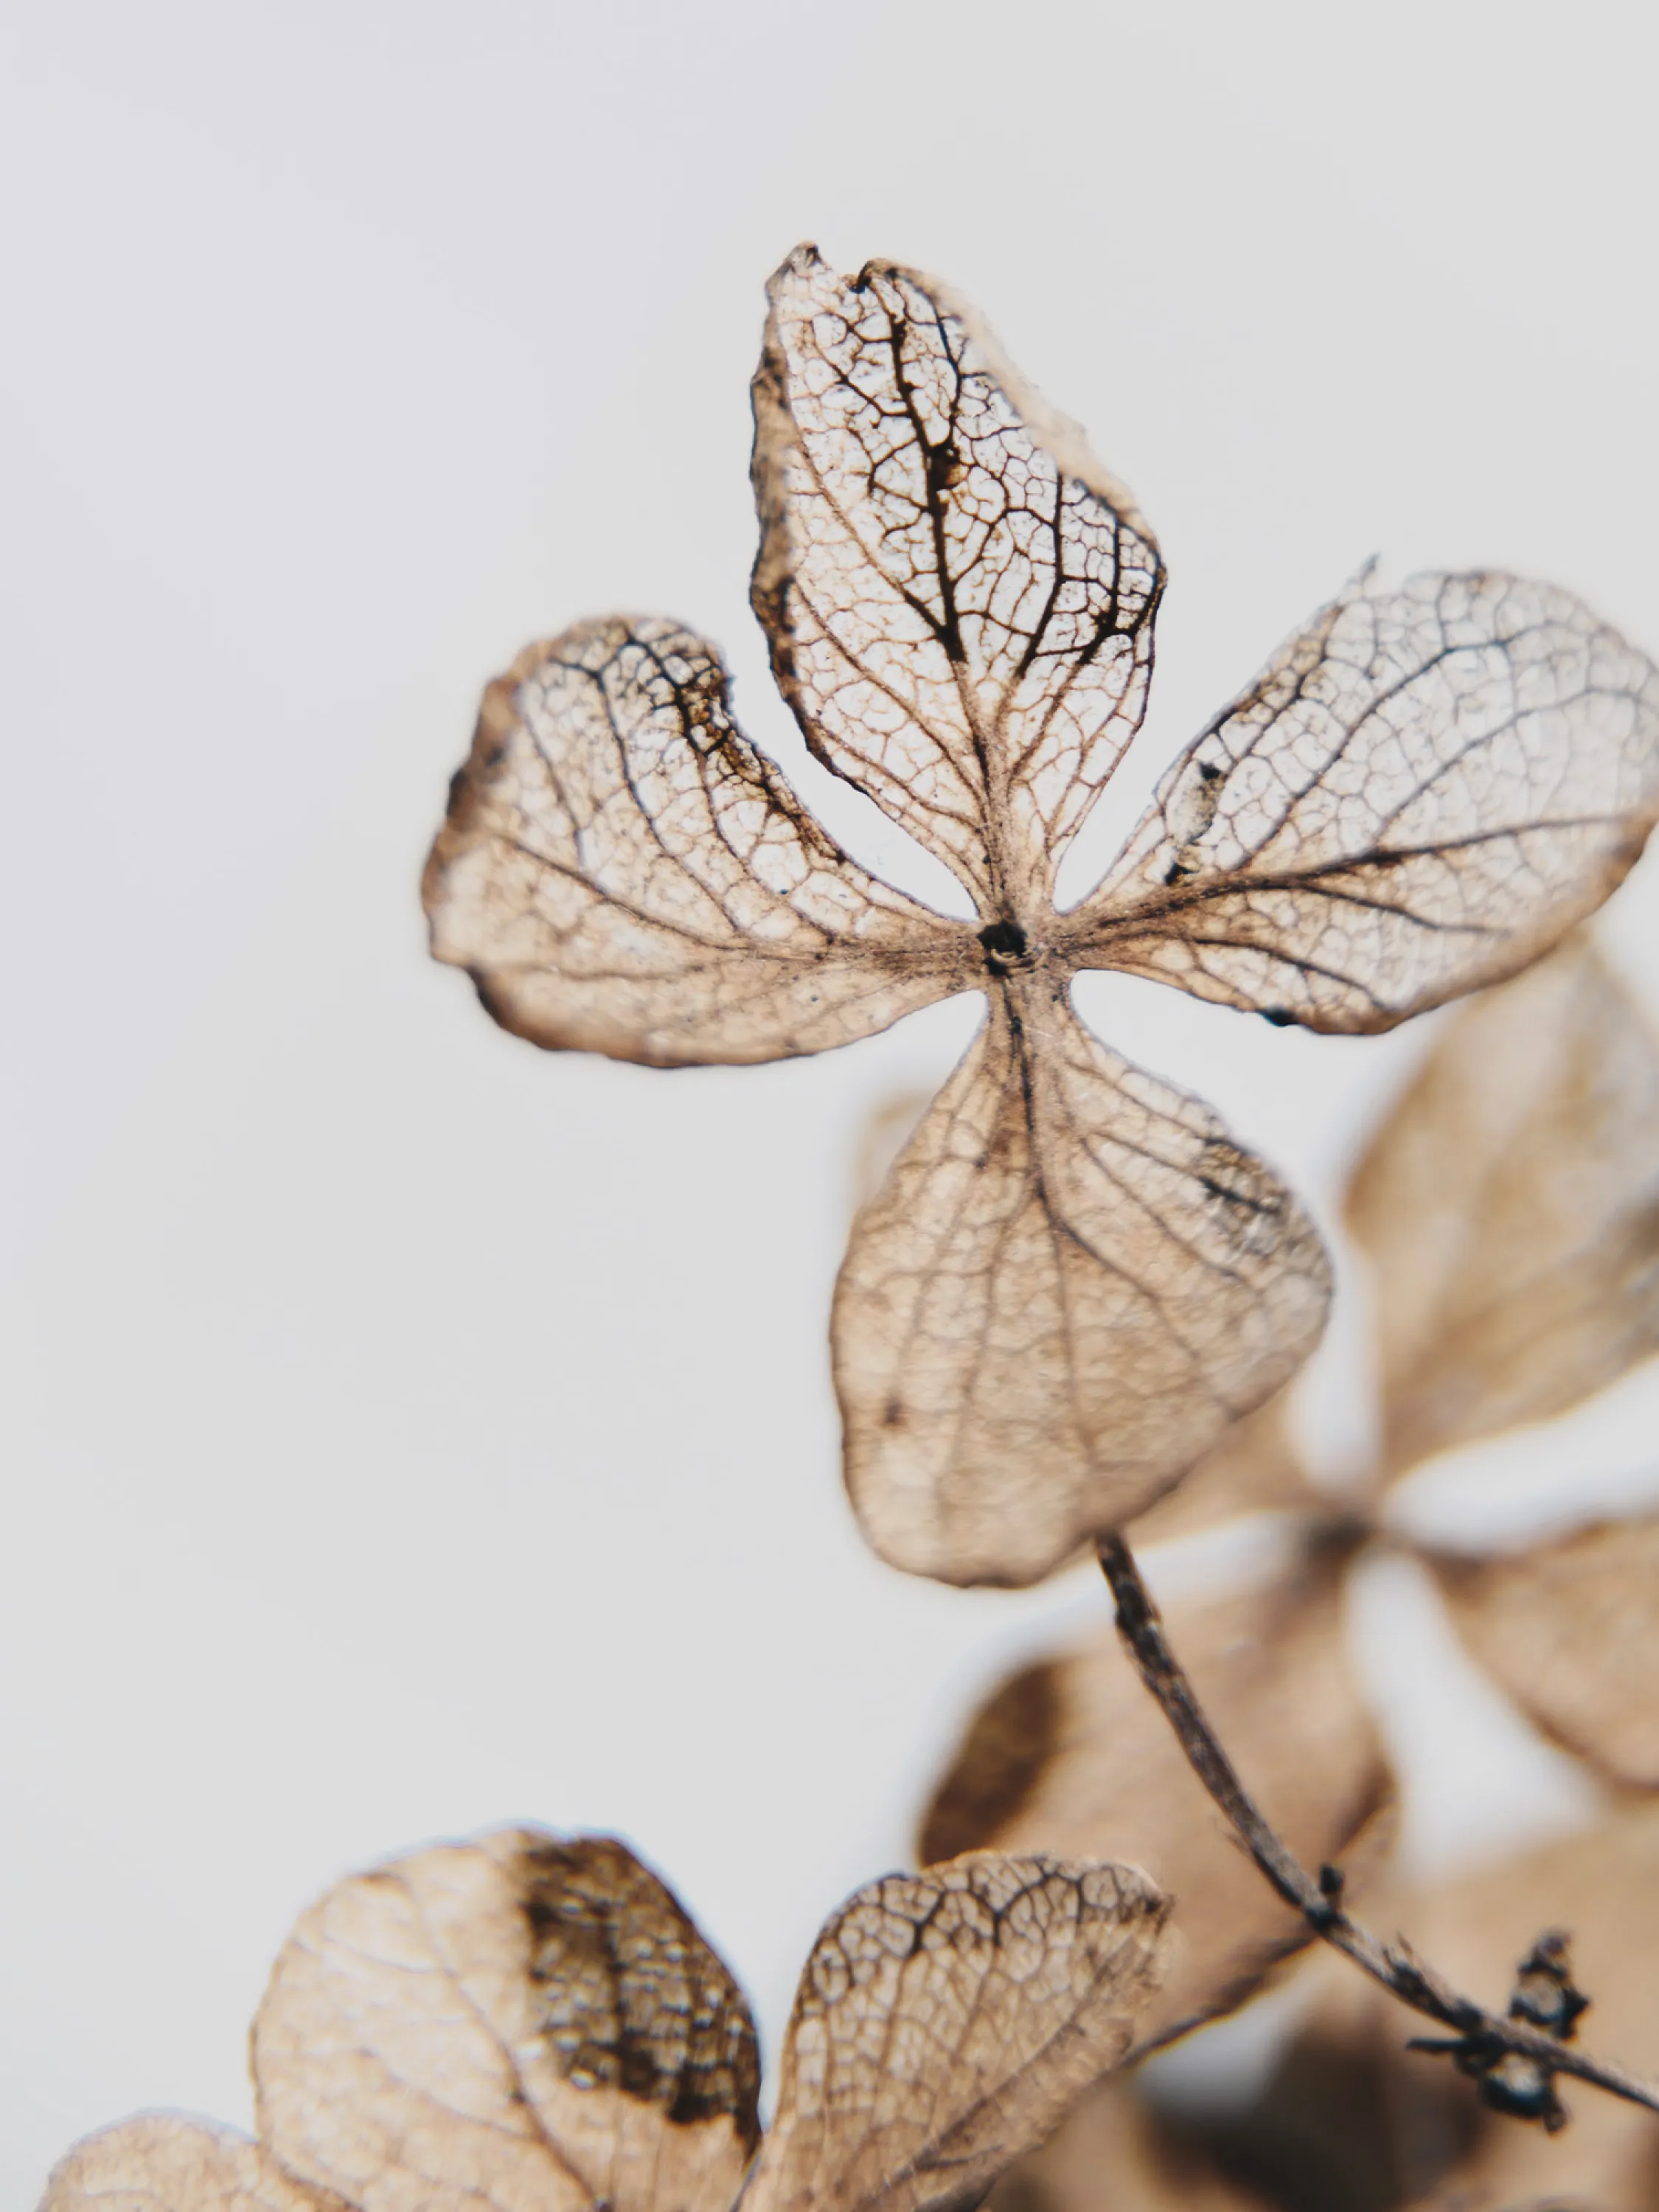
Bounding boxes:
1343 934 1659 1473
752 246 1162 914
252 1830 759 2212
40 2117 331 2212
424 616 970 1065
1074 571 1659 1030
834 979 1330 1585
742 1854 1171 2212
1431 1514 1659 1789
917 1537 1394 2047
1127 1388 1316 1546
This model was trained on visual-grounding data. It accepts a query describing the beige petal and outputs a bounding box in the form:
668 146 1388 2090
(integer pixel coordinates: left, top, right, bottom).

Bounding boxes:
39 2115 332 2212
1430 1514 1659 1789
834 978 1330 1585
252 1829 759 2212
1073 571 1659 1031
1126 1391 1317 1548
1318 1799 1659 2211
751 245 1162 915
424 616 969 1065
1343 933 1659 1472
742 1854 1172 2212
917 1537 1394 2047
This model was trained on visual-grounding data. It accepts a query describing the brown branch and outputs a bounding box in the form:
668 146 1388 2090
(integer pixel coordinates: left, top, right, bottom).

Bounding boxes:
1095 1531 1659 2124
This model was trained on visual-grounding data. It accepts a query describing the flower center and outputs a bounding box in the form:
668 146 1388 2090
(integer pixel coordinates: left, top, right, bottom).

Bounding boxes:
978 919 1032 976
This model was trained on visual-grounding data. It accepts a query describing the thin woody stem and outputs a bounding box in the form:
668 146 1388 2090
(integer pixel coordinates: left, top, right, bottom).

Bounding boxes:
1095 1531 1659 2121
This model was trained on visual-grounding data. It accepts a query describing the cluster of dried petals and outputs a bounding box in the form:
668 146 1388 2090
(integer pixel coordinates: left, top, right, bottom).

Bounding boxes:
424 244 1659 1587
41 1831 1172 2212
921 932 1659 2047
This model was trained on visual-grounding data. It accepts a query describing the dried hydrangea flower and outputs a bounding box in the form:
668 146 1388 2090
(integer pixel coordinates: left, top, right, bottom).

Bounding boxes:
424 245 1659 1586
920 932 1659 2037
41 1830 1170 2212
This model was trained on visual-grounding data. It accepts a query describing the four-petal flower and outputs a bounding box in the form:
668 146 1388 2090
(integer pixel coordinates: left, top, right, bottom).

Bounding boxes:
424 245 1659 1585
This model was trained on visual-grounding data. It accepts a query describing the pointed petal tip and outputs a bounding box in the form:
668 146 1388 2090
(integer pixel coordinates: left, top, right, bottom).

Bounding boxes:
768 240 825 295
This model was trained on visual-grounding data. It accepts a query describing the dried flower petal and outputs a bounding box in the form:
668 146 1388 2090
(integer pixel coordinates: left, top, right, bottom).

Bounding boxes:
423 617 969 1065
752 246 1162 913
1074 573 1659 1032
835 983 1329 1584
742 1854 1171 2212
427 250 1659 1587
40 2115 334 2212
252 1830 759 2212
1343 934 1659 1473
1127 1391 1315 1546
1430 1514 1659 1789
917 1537 1392 2044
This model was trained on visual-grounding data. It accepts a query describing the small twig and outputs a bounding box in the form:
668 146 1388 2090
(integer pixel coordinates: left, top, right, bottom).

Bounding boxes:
1407 1929 1592 2132
1095 1532 1659 2124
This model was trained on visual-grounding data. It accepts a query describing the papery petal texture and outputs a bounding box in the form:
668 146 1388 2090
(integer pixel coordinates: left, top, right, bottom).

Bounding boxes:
753 247 1162 914
425 249 1659 1590
1076 573 1659 1031
252 1830 759 2212
743 1854 1171 2212
835 979 1329 1584
424 616 969 1067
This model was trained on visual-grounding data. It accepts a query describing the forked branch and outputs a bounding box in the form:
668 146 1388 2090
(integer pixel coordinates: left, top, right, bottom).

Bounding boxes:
1094 1533 1659 2124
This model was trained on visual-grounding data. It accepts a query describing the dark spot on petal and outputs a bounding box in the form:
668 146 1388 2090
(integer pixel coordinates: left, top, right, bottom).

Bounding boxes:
1197 1140 1286 1259
513 1834 761 2143
928 439 966 494
918 1660 1065 1865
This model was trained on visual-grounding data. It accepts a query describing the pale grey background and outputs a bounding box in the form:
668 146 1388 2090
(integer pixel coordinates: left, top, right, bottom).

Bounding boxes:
6 0 1659 2195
